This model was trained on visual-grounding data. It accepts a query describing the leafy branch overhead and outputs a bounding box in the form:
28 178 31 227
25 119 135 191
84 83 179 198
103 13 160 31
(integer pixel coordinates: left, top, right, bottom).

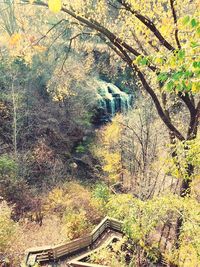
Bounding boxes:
24 0 200 142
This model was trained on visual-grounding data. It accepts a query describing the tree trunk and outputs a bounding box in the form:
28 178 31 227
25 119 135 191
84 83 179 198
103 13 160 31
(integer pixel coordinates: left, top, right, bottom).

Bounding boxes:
11 79 17 158
175 151 194 249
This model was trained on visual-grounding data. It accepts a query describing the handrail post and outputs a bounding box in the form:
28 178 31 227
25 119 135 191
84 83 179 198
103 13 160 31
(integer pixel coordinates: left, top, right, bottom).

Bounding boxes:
48 249 54 261
52 247 57 261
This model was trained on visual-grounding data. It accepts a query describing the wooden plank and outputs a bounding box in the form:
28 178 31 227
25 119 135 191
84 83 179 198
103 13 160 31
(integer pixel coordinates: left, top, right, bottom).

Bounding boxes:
37 256 49 261
66 237 90 247
55 240 90 252
25 246 52 253
110 220 122 225
71 261 108 267
55 241 90 255
110 221 122 230
53 235 91 251
26 254 37 266
37 254 50 262
111 224 121 230
91 218 109 236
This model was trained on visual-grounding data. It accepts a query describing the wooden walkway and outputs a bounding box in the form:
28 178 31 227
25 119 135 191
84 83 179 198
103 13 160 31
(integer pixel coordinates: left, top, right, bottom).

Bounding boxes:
67 231 122 267
23 217 123 267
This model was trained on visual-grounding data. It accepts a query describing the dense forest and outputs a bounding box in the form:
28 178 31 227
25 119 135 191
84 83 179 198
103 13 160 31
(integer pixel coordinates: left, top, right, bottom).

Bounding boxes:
0 0 199 266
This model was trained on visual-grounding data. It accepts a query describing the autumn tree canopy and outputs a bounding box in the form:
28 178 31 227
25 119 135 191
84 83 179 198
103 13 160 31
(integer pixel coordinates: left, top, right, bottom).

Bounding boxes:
24 0 199 141
21 0 200 197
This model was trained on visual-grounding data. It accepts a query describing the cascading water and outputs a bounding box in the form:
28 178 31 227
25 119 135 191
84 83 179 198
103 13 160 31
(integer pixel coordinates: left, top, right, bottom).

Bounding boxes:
94 80 133 124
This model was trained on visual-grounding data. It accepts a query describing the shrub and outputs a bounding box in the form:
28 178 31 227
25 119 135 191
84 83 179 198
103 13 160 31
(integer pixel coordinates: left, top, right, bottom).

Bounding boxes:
0 201 17 253
61 209 92 240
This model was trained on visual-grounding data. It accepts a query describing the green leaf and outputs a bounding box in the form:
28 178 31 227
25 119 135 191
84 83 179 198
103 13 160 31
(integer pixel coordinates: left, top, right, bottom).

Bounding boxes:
177 50 185 60
166 80 174 91
191 18 198 28
176 84 182 91
172 71 183 81
196 27 200 36
193 61 200 68
190 42 199 48
186 82 192 91
158 73 168 82
184 71 193 78
136 55 148 66
135 55 142 63
140 57 148 66
182 15 190 25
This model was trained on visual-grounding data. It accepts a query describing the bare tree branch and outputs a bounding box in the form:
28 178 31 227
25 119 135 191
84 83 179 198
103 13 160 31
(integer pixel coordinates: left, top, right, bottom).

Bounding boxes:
34 19 67 45
117 0 175 51
169 0 181 49
61 32 93 71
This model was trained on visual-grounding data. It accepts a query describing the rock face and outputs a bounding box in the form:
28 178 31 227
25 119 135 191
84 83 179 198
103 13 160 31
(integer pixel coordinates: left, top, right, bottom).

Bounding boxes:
94 80 133 124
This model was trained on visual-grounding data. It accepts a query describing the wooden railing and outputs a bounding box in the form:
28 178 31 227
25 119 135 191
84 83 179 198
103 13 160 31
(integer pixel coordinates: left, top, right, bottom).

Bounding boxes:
23 217 123 267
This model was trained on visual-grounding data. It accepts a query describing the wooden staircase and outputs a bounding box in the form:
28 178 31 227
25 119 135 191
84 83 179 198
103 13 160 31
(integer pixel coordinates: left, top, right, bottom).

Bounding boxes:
23 217 123 267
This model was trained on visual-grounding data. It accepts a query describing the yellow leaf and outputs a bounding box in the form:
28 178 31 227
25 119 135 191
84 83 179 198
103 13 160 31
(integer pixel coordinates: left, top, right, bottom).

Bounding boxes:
192 82 200 93
9 33 21 46
33 45 46 52
154 57 163 65
48 0 62 13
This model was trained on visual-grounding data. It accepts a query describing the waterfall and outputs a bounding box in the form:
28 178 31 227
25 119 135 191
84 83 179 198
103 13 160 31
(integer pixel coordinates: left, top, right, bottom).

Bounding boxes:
94 80 133 124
